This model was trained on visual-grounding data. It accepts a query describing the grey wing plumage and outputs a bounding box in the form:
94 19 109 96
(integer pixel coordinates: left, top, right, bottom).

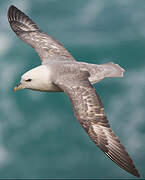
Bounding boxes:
8 5 75 63
54 71 140 177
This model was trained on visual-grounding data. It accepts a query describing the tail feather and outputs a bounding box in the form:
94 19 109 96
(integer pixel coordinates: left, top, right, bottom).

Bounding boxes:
88 62 125 84
101 62 125 78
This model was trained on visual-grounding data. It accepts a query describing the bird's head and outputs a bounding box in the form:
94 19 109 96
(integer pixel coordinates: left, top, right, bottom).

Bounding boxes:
13 65 50 92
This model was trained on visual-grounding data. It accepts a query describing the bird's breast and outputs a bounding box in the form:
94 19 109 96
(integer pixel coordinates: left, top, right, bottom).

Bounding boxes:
43 82 62 92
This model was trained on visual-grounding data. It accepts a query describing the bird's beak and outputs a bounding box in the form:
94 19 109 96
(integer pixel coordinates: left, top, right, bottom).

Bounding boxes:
13 82 23 92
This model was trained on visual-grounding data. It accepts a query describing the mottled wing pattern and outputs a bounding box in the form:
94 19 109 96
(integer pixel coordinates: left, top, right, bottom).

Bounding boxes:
8 5 75 63
55 72 140 177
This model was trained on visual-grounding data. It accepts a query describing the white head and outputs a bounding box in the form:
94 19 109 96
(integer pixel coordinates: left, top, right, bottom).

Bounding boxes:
14 65 51 92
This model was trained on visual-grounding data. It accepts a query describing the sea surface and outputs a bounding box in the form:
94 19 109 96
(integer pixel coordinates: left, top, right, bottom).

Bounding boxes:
0 0 145 178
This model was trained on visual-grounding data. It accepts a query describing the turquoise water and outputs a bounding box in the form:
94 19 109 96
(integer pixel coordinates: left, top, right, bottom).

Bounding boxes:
0 0 145 178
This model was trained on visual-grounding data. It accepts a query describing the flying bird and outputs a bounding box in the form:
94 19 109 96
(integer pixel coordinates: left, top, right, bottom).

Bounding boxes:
8 5 140 177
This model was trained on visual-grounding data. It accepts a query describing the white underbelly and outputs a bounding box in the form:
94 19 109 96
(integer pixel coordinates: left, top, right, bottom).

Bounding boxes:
46 82 62 92
36 82 62 92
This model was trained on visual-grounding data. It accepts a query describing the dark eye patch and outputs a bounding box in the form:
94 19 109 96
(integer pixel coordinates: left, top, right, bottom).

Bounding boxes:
26 79 32 82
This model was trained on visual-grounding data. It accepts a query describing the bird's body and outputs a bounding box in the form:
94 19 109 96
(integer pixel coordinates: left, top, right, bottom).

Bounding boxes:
8 5 140 178
22 61 124 92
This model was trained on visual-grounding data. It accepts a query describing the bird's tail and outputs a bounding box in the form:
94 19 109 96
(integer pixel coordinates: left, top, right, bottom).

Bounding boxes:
100 62 125 78
88 62 125 84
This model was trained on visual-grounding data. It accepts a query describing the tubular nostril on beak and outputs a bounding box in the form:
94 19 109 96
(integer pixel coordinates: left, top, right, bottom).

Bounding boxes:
13 82 22 92
17 82 21 87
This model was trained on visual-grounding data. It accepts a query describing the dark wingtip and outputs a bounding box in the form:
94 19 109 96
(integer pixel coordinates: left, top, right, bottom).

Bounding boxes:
7 5 39 32
128 166 140 178
8 5 16 9
132 161 141 178
8 5 17 22
8 5 16 11
8 5 17 18
8 5 24 22
134 170 141 178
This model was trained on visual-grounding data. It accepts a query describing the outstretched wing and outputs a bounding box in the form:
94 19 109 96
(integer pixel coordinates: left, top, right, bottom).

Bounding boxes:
8 5 75 63
54 72 140 177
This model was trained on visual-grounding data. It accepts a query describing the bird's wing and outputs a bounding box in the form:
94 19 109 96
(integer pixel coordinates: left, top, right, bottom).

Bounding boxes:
8 5 75 63
54 72 140 177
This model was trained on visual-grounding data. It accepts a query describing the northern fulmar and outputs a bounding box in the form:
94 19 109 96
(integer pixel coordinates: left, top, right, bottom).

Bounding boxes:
8 5 140 177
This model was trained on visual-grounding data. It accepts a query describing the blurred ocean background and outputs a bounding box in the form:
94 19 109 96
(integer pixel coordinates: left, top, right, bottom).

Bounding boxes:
0 0 145 178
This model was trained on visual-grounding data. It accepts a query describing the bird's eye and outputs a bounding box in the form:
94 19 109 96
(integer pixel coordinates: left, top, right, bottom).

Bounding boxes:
25 79 32 82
